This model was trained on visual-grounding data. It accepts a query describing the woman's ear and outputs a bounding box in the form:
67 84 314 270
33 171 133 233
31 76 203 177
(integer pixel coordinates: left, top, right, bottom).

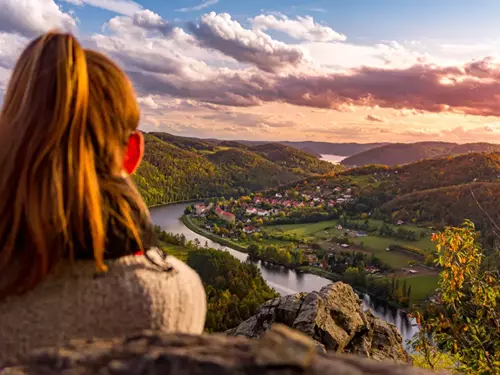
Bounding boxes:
123 131 144 175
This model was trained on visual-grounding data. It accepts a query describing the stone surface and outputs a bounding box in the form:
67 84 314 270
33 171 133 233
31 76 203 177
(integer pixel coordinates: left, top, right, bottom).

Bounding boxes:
227 282 410 363
2 324 444 375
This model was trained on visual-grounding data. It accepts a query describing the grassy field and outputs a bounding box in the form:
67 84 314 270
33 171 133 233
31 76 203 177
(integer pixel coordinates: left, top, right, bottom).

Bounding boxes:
399 274 439 301
264 218 437 269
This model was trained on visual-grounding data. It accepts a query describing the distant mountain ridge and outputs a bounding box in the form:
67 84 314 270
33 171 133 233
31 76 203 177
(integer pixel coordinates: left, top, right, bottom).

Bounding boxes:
153 132 387 156
341 141 500 166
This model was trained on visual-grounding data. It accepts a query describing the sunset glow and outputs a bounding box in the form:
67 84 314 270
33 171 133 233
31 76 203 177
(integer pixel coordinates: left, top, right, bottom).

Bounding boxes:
2 0 500 143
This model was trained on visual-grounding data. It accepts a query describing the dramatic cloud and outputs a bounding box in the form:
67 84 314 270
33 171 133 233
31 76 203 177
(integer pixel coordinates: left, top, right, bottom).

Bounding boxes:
176 0 219 13
0 0 76 38
365 114 385 122
187 12 307 73
62 0 142 16
125 54 500 118
251 14 346 42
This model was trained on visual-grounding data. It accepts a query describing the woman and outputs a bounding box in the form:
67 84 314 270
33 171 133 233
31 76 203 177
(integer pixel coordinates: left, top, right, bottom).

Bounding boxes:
0 32 206 363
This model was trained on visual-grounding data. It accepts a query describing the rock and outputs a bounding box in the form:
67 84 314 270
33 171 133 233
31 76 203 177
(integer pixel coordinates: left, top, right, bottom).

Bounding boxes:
2 324 444 375
227 282 410 363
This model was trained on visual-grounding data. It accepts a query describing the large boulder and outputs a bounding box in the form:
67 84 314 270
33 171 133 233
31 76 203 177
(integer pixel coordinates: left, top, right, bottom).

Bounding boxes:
227 282 410 364
3 324 443 375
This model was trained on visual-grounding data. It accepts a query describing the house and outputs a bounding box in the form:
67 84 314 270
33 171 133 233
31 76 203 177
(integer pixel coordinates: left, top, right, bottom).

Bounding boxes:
282 200 292 208
346 188 352 194
364 266 379 274
257 209 270 217
253 197 262 204
336 224 343 230
215 206 236 224
246 207 258 215
328 200 336 207
275 193 283 198
195 203 213 216
397 220 404 226
313 197 321 203
243 226 258 234
336 198 346 204
340 244 349 248
195 203 206 215
334 187 342 192
221 211 235 224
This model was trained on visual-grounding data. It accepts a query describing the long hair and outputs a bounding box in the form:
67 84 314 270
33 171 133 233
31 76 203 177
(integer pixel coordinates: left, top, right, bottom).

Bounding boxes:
0 32 150 298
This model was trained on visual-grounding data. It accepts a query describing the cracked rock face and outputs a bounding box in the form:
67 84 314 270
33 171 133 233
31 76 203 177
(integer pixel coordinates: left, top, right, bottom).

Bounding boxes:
226 282 410 364
3 324 440 375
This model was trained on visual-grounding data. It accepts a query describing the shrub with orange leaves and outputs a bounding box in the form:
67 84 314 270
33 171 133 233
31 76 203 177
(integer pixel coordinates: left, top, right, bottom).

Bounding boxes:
411 220 499 374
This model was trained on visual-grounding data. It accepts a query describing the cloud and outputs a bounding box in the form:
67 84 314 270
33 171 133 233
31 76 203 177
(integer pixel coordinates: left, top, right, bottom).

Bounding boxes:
0 32 29 70
138 95 161 109
0 0 76 38
251 14 346 42
365 114 385 122
187 12 307 73
175 0 219 12
61 0 142 16
124 53 500 118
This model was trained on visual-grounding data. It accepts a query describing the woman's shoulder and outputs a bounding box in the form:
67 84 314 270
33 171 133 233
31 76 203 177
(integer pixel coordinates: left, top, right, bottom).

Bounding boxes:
0 248 207 362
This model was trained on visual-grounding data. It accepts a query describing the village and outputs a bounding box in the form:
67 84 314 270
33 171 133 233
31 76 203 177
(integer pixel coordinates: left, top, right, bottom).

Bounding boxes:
184 171 442 306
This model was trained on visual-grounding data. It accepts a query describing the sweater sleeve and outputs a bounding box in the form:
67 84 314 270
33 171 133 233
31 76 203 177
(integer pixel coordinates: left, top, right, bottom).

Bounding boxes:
139 251 207 334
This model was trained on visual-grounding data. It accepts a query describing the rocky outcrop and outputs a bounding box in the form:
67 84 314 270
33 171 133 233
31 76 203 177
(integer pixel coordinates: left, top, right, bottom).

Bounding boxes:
3 324 442 375
226 282 410 364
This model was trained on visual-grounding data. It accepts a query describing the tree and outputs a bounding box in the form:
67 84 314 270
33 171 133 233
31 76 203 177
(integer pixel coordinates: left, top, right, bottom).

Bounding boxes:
411 220 499 374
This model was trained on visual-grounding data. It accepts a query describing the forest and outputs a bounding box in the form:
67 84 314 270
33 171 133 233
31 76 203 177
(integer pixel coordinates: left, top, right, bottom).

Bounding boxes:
154 227 278 332
133 132 341 206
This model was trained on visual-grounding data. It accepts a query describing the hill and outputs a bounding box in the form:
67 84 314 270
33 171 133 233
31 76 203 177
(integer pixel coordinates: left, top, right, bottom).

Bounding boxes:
149 132 217 152
206 148 297 192
341 142 500 166
300 146 322 158
344 152 500 194
133 133 342 205
380 182 500 230
249 143 335 175
234 140 387 156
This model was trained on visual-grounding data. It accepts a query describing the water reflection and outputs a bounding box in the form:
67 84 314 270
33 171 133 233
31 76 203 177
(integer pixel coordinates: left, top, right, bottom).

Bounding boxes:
150 203 418 343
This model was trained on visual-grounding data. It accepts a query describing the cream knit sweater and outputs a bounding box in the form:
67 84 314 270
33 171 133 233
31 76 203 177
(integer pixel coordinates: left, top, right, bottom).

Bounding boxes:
0 248 207 364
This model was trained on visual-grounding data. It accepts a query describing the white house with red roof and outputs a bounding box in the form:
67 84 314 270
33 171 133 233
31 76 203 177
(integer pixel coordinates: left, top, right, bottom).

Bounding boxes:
246 207 258 215
215 206 235 224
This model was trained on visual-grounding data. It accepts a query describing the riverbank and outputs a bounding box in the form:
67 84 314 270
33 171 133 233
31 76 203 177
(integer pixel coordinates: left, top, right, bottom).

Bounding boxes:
183 214 416 311
181 215 248 253
148 198 202 209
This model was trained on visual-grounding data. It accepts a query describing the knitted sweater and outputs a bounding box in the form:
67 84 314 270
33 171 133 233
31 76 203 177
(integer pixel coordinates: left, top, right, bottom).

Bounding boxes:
0 248 207 364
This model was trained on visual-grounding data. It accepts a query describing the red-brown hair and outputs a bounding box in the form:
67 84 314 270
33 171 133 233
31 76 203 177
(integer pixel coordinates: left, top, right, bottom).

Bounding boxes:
0 32 148 298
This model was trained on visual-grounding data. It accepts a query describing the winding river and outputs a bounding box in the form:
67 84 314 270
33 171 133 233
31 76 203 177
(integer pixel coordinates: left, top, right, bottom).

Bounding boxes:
150 203 418 343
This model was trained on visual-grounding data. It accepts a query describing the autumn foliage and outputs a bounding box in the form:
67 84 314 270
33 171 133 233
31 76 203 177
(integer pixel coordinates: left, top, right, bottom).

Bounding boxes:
412 220 499 374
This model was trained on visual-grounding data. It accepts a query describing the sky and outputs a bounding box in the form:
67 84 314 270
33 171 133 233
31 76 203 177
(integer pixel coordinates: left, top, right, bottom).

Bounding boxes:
2 1 500 143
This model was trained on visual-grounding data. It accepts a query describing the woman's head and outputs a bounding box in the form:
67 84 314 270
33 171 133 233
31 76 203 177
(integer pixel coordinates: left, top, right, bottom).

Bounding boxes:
0 32 150 297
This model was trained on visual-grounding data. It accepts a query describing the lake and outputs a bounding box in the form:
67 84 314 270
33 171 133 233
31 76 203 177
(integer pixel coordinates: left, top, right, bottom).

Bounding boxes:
320 154 346 164
150 203 418 344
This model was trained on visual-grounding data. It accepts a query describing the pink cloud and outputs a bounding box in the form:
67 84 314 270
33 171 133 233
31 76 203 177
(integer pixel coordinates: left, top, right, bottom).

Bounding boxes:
365 114 385 122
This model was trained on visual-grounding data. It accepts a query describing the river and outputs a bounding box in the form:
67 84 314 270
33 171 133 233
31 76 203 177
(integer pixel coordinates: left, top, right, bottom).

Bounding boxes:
150 203 418 344
320 154 346 164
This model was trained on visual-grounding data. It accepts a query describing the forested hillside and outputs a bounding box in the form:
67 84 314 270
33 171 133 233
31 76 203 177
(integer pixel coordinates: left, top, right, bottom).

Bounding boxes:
133 133 341 205
341 141 500 166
